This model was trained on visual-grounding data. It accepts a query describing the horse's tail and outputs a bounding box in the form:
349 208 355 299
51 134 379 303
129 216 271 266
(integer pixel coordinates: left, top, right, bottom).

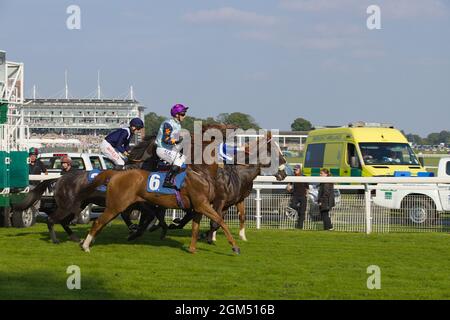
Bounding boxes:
80 170 120 197
12 179 58 211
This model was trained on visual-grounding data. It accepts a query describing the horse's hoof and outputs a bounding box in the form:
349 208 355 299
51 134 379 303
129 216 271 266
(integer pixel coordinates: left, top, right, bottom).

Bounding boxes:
188 247 196 254
128 224 139 233
52 240 60 244
232 247 241 255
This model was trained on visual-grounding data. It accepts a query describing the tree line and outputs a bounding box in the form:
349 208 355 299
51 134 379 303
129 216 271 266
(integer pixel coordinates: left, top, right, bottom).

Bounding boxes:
145 112 313 135
144 111 448 145
405 131 450 145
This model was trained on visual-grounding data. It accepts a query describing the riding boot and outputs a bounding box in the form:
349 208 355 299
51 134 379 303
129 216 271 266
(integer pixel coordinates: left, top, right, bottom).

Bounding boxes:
114 164 124 170
163 165 181 189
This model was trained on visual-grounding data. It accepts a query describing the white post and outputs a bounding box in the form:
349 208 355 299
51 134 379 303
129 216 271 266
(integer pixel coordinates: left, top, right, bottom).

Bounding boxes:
256 188 261 229
97 70 101 99
172 209 176 221
65 70 69 99
365 184 372 234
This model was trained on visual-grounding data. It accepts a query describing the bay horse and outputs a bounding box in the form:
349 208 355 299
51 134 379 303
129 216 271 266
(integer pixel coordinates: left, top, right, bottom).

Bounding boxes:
79 132 284 254
167 161 287 243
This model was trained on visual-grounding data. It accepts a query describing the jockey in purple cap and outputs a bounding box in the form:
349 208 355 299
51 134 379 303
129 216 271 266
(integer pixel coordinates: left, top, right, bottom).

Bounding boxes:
156 104 188 189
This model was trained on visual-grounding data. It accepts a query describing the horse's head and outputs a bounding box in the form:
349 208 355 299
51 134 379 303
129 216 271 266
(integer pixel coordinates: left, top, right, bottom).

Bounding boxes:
247 131 288 181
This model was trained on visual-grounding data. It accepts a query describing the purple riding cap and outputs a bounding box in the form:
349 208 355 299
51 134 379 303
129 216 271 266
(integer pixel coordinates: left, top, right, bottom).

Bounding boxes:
170 104 189 117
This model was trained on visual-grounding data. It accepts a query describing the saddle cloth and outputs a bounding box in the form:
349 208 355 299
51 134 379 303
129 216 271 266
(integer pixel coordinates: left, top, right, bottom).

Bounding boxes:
146 171 187 194
87 169 107 192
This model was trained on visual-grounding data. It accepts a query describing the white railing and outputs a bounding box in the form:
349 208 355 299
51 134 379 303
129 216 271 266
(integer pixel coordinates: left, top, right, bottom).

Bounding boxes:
26 173 450 234
166 175 450 234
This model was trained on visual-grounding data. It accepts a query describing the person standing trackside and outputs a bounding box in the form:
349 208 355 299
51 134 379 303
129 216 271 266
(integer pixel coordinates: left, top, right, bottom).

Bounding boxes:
286 165 309 229
318 168 335 231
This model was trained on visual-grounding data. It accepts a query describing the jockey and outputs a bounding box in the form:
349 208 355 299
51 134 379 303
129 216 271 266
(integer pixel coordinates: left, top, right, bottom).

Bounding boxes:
218 142 246 164
100 118 144 169
156 104 188 189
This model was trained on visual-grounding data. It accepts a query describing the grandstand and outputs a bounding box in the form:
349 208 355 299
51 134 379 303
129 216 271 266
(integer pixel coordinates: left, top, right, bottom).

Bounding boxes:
22 98 145 152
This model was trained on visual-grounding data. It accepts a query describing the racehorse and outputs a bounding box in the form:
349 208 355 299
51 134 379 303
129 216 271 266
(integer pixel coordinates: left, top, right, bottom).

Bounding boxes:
79 131 285 254
12 136 161 243
135 158 287 243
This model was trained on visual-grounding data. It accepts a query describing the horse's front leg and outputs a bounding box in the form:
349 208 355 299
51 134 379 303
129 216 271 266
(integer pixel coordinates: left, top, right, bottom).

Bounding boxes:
196 203 240 254
236 201 247 241
155 208 169 240
120 204 138 233
127 204 158 241
206 200 225 244
61 214 80 242
47 220 59 244
168 209 194 229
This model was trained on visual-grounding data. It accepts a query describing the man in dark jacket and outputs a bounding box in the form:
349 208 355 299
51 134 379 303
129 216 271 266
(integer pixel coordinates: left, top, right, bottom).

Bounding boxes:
28 148 48 186
286 165 309 229
318 169 335 231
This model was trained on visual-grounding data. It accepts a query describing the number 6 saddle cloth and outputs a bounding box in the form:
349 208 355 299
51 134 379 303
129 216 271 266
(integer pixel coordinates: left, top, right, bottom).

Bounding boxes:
146 171 187 195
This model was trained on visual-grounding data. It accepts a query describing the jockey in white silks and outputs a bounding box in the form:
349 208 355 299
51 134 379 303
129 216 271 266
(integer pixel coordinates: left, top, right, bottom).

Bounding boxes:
100 118 144 169
155 104 188 189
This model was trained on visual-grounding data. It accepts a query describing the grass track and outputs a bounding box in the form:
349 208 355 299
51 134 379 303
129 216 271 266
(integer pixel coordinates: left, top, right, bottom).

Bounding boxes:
1 221 449 300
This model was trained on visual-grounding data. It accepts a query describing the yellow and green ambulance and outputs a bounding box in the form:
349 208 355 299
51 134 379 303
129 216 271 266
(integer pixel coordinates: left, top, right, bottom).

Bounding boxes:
302 122 426 177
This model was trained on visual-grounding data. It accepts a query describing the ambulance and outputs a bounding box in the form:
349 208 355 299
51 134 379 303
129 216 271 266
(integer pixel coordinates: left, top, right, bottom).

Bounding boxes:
302 122 427 177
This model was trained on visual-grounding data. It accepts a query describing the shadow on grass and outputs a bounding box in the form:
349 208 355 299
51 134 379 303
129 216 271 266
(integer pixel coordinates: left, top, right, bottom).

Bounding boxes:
0 270 151 300
4 222 236 255
91 224 239 256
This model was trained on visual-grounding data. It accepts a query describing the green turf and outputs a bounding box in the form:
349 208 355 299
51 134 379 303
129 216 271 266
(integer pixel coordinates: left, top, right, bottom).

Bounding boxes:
1 221 449 300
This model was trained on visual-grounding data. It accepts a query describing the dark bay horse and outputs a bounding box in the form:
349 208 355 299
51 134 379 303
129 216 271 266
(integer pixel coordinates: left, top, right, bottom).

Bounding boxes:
13 136 161 243
79 132 284 254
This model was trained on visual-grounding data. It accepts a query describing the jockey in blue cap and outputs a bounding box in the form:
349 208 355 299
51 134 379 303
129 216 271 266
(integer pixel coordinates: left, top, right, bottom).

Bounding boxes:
156 104 188 189
100 117 144 169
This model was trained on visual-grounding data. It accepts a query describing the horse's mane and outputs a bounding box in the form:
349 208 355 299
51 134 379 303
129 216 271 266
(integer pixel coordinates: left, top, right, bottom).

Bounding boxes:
128 135 156 160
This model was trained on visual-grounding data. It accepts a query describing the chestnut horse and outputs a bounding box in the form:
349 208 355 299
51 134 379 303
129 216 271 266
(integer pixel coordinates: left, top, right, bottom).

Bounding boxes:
80 132 283 254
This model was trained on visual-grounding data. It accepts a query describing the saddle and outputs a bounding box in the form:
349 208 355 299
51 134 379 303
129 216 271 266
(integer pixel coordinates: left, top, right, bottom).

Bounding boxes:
156 160 187 172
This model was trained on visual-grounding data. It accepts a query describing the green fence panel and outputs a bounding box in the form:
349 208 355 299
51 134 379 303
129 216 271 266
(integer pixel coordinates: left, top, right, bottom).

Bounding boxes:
0 194 10 208
10 151 29 188
0 103 7 124
0 151 10 189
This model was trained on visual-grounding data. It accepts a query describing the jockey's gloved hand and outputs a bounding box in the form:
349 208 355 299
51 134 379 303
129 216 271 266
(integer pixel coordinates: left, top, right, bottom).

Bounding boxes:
175 136 183 144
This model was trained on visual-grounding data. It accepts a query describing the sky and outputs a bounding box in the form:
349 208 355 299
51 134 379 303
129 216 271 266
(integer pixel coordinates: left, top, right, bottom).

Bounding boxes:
1 0 449 136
